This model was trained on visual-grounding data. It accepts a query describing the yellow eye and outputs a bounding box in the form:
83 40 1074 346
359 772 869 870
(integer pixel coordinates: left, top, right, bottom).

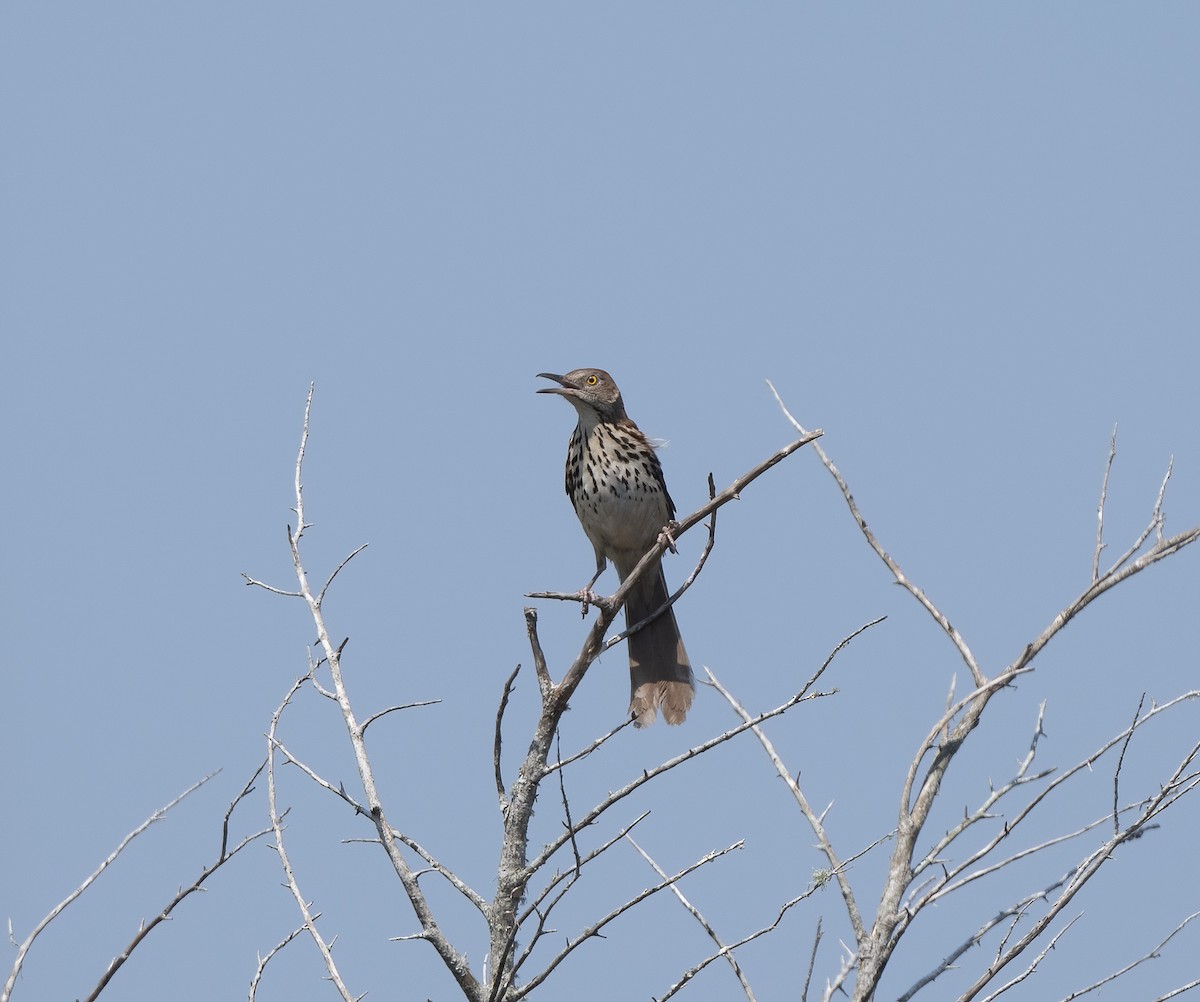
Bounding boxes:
586 374 598 385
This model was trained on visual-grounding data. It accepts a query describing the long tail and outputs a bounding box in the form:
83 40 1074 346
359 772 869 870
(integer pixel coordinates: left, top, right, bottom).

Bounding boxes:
622 560 694 726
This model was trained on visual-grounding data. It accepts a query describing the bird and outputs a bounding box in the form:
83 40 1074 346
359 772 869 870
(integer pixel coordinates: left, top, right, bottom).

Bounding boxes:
537 368 694 726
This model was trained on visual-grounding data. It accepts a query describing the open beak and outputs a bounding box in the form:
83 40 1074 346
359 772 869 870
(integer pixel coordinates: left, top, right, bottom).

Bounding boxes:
536 372 576 395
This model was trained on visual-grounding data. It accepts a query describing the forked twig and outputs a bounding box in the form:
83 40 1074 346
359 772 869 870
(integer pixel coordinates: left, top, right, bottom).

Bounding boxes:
2 773 221 1002
626 835 755 1000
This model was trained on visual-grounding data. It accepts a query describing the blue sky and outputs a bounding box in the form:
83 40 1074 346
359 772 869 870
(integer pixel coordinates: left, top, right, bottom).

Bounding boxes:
4 5 1199 1000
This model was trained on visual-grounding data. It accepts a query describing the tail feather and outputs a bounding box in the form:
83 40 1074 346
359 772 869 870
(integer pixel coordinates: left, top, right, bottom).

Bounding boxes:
623 561 693 727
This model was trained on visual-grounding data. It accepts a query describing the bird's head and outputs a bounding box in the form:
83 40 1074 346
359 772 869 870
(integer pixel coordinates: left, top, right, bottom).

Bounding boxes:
536 368 626 420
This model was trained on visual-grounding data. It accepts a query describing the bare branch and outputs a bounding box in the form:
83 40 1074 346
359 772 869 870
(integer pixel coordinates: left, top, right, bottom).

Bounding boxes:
528 680 832 877
514 841 745 999
524 608 551 694
83 770 272 1002
266 677 357 1002
802 918 823 1002
361 698 441 736
1113 693 1146 837
1103 455 1175 577
953 736 1200 1001
1092 425 1117 582
316 543 369 606
2 773 219 1002
271 734 487 916
485 425 826 994
626 835 755 1000
608 472 718 649
543 718 632 775
272 388 481 999
657 896 812 1002
768 379 986 688
555 734 583 875
1056 910 1200 1001
240 573 302 597
494 663 522 813
249 923 308 1002
976 915 1082 1002
891 692 1200 1002
504 812 652 988
1152 979 1200 1002
767 380 1200 1000
705 617 886 943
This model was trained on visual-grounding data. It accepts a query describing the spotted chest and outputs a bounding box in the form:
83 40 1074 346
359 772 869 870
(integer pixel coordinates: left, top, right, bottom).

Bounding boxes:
564 418 675 558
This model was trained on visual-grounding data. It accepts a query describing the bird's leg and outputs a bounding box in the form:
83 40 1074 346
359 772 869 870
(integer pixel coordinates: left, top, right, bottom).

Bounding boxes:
578 554 607 616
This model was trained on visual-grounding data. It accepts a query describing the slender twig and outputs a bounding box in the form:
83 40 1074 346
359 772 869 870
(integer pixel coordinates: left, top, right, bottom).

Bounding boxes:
527 680 832 877
361 699 440 736
266 676 356 1002
705 617 885 943
1103 456 1175 577
249 923 308 1001
954 739 1200 1001
316 543 369 606
895 693 1200 999
279 387 481 999
976 915 1082 1002
494 664 521 813
240 573 302 597
84 770 272 1002
1093 425 1117 582
802 918 823 1002
556 734 583 874
1113 693 1146 837
527 432 821 607
626 835 755 1000
270 734 487 915
768 379 986 688
505 812 652 987
765 380 1200 1001
1055 910 1200 1001
513 841 745 999
609 473 718 648
2 774 219 1002
908 703 1052 888
543 718 632 774
1151 978 1200 1001
658 896 812 1002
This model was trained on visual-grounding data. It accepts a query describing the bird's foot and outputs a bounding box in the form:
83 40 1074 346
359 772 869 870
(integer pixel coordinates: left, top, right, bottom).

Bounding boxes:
576 588 603 616
658 521 680 555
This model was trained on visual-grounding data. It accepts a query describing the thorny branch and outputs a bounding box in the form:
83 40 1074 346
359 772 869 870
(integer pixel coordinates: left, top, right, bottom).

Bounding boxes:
82 765 271 1002
242 386 821 1001
489 423 822 998
626 835 756 1000
765 382 1200 1000
657 894 811 1002
1092 425 1117 582
1055 910 1200 1001
706 618 889 945
249 924 308 1002
241 383 1198 1002
2 773 232 1002
512 840 745 999
251 385 481 1000
267 677 357 1002
895 710 1200 1002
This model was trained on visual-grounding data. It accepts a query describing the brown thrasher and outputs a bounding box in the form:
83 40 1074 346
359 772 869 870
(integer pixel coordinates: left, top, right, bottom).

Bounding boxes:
537 368 694 726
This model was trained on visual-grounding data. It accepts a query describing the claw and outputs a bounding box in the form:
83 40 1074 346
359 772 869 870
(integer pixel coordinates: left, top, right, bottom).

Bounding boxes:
577 587 602 616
